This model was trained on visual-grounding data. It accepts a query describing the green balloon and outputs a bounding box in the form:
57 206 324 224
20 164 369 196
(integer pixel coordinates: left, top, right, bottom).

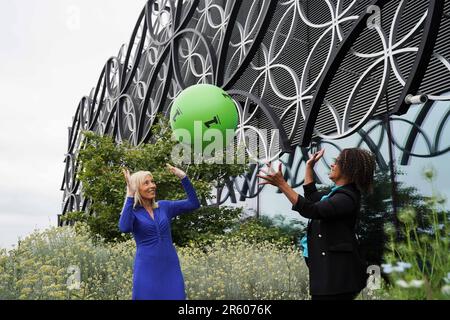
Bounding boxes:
170 84 238 151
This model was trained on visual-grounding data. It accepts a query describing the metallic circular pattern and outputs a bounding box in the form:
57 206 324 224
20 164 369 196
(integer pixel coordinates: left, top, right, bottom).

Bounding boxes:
61 0 450 220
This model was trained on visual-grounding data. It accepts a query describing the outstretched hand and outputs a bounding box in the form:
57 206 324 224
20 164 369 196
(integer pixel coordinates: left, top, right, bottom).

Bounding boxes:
257 162 287 187
166 164 187 179
306 149 325 168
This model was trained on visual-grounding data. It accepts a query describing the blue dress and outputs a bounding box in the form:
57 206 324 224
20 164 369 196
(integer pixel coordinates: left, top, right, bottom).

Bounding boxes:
118 176 200 300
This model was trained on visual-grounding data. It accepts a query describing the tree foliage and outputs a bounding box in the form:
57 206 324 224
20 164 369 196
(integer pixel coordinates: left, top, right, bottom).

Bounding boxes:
357 169 447 267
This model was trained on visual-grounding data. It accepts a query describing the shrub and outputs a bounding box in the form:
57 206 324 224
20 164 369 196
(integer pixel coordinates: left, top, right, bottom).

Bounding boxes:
179 238 309 300
171 206 242 247
0 224 135 300
0 223 309 300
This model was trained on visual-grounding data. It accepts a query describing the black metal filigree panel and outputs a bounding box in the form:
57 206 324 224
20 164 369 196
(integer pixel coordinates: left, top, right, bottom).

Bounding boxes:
60 0 450 222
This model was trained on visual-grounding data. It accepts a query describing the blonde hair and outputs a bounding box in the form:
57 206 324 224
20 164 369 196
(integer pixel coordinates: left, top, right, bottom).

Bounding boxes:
129 171 159 210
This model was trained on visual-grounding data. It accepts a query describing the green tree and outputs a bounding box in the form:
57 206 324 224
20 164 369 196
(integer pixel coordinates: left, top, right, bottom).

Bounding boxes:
258 214 306 246
171 206 243 247
357 168 447 268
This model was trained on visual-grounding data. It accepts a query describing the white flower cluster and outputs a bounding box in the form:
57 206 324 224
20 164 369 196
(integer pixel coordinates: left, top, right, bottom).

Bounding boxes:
178 238 310 300
395 279 424 289
381 262 412 274
442 273 450 296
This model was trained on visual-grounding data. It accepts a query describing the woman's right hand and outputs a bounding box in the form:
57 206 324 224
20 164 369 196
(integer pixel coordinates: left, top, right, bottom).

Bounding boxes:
122 168 135 197
306 149 325 168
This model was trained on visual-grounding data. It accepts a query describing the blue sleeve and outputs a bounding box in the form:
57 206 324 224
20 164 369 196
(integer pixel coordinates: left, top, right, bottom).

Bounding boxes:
118 197 135 233
166 176 201 220
292 192 356 220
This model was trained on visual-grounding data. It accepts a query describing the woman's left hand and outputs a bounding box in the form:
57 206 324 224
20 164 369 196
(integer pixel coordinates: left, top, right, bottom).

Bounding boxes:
257 162 287 187
167 164 187 179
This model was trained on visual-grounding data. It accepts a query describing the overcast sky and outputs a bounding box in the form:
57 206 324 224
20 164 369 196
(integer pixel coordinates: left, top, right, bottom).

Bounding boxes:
0 0 146 249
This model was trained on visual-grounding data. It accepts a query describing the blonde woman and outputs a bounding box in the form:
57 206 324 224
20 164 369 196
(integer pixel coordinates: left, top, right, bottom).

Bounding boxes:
119 164 200 300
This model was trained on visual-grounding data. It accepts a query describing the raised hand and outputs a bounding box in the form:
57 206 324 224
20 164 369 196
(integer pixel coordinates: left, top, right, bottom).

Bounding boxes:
306 149 325 168
166 164 187 179
257 162 287 187
122 167 136 197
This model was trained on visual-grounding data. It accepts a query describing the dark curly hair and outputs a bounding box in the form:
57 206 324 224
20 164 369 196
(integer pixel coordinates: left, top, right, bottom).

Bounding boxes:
336 148 376 194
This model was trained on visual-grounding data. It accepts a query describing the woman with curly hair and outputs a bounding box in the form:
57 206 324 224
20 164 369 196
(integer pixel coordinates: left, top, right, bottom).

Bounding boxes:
258 148 376 300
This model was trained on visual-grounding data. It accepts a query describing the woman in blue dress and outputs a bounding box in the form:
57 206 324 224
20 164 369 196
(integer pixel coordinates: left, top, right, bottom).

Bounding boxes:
119 164 200 300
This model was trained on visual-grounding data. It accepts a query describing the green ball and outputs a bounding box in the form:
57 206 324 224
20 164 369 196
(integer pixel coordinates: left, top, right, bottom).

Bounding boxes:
170 84 238 150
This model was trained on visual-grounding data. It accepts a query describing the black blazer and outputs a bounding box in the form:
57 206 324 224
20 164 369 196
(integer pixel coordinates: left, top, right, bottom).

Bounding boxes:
292 182 368 296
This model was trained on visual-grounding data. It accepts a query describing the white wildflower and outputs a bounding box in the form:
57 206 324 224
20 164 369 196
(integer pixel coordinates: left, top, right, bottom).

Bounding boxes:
444 273 450 284
396 262 412 270
381 263 393 274
409 280 424 288
441 285 450 295
395 280 410 288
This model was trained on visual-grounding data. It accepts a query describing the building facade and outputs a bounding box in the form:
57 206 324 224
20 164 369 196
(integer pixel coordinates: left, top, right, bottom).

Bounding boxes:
60 1 450 234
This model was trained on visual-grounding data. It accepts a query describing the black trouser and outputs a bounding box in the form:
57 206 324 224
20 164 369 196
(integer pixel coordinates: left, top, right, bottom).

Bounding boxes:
304 258 360 301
